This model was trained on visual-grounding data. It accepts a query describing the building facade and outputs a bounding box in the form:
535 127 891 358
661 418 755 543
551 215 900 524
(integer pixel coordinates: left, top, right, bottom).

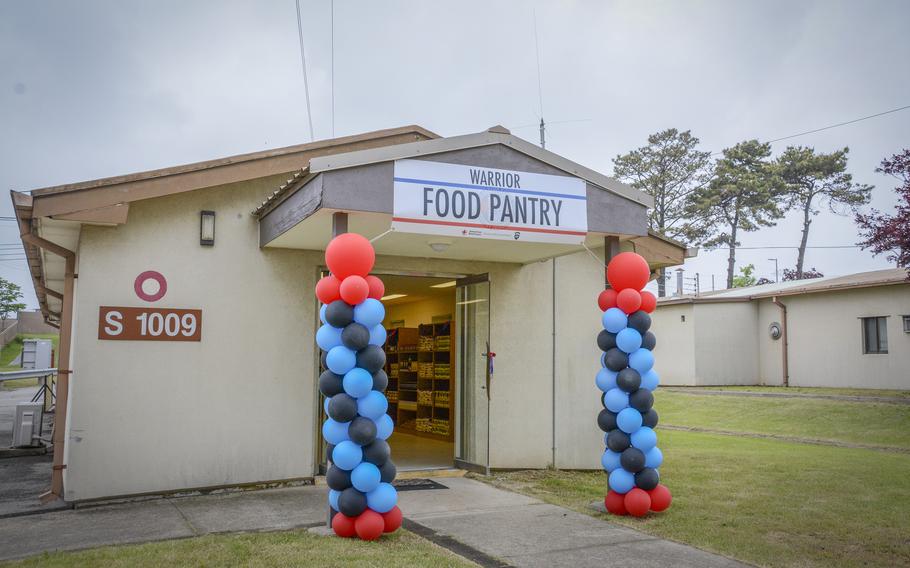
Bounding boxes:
653 270 910 389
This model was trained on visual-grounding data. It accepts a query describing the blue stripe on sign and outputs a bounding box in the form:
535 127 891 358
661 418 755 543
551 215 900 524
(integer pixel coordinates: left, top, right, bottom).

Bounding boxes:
393 176 587 201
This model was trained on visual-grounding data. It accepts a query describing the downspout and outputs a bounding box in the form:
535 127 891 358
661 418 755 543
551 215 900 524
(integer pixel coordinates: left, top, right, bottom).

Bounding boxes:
551 256 556 468
771 296 789 387
17 215 76 503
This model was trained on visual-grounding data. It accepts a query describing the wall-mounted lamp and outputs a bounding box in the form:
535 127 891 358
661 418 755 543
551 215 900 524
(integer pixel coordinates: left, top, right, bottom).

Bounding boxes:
200 211 215 246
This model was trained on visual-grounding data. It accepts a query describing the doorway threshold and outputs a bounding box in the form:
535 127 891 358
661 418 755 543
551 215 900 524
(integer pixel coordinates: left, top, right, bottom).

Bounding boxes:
397 468 466 479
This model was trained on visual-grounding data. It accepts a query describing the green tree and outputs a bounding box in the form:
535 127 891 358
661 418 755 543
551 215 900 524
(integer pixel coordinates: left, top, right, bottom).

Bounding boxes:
613 128 713 296
777 146 872 278
688 140 784 288
0 277 26 323
732 264 757 288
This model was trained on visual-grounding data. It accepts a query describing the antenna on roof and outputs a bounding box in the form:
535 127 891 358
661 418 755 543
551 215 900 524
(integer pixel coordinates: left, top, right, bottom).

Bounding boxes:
294 0 316 141
533 8 545 149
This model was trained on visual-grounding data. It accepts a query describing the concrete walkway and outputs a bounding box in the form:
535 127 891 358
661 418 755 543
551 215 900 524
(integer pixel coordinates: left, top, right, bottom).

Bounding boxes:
0 476 747 566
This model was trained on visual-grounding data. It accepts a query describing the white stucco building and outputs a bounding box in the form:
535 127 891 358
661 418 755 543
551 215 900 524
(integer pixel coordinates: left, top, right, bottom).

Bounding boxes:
12 125 691 503
653 269 910 389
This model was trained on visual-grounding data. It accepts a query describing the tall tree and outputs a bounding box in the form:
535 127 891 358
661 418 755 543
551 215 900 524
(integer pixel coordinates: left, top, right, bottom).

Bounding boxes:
0 277 25 324
688 140 783 288
613 128 713 296
777 146 872 278
856 149 910 276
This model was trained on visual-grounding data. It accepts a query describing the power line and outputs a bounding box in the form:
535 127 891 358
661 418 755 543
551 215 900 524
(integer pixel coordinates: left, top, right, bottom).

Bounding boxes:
702 245 861 251
294 0 316 142
712 104 910 155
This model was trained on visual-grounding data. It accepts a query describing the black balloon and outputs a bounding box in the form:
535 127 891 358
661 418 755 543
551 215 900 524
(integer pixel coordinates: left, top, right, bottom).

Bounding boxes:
620 447 646 473
597 330 617 352
357 345 386 373
604 348 629 372
641 331 657 351
341 323 371 351
362 439 391 466
319 370 344 397
597 409 617 432
328 393 358 423
642 408 659 428
326 465 352 490
325 300 354 328
606 429 631 452
601 392 607 408
635 467 660 490
617 368 641 393
379 460 397 483
372 369 389 392
348 416 377 445
326 443 335 459
630 388 654 412
320 350 328 371
338 487 368 517
628 310 651 334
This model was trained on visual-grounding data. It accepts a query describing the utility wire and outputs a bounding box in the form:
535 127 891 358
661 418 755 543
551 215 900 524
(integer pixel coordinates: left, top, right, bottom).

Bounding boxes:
294 0 316 142
702 245 861 251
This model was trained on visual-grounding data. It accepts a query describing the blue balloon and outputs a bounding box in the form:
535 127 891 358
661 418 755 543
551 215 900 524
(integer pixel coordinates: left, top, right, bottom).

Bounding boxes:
354 299 385 328
631 426 657 452
319 304 328 325
351 462 381 493
595 368 618 392
366 482 398 513
644 446 663 469
328 489 340 511
323 397 330 415
641 369 660 391
326 346 357 375
322 419 350 445
374 414 394 440
600 352 607 368
608 468 636 494
601 449 622 472
343 368 373 398
357 391 388 420
617 407 643 434
316 324 343 351
616 328 642 354
332 440 363 470
369 324 387 346
604 388 629 413
629 348 655 374
602 308 628 333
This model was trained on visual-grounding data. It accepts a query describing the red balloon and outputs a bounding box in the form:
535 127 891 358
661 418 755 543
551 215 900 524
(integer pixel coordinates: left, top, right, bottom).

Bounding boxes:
326 233 375 280
340 275 370 305
315 275 341 305
640 290 657 313
597 289 618 311
354 509 385 541
332 513 357 538
604 490 627 515
616 289 642 314
648 484 672 512
381 506 403 533
365 275 385 300
607 252 650 292
624 488 651 517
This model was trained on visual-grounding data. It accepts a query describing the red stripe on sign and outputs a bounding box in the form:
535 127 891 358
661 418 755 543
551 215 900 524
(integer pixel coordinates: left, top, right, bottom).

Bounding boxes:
392 217 586 237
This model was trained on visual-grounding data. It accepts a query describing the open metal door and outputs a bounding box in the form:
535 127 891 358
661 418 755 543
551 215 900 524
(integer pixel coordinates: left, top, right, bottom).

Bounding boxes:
454 274 492 474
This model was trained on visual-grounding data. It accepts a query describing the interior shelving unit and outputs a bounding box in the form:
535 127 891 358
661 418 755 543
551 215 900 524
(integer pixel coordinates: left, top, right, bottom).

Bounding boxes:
385 321 454 441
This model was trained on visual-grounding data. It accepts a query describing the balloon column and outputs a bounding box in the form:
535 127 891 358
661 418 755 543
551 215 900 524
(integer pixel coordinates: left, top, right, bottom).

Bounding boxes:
316 233 402 540
596 252 672 517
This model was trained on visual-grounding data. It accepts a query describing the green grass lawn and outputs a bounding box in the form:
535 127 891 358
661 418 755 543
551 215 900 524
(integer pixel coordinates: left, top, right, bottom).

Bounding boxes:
479 388 910 568
671 385 910 399
658 390 910 449
0 529 476 568
0 333 59 388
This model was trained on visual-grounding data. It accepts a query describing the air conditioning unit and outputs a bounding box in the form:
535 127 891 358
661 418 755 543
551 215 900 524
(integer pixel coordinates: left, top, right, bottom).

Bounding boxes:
12 402 43 448
21 339 53 370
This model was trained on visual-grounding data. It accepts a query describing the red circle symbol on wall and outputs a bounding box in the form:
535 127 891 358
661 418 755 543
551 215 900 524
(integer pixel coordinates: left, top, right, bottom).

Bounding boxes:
134 271 167 302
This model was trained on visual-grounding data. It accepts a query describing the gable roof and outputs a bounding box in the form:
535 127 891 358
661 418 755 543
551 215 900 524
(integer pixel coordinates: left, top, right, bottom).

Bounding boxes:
252 125 653 217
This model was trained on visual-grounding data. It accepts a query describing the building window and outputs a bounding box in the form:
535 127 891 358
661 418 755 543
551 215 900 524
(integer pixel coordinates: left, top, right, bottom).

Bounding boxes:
862 317 888 354
903 315 910 333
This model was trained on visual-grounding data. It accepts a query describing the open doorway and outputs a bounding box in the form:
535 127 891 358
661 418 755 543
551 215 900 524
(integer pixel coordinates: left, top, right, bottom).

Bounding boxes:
381 274 457 470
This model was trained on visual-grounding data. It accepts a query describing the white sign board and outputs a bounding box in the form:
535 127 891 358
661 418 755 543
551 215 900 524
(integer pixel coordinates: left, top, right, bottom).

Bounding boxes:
392 159 588 244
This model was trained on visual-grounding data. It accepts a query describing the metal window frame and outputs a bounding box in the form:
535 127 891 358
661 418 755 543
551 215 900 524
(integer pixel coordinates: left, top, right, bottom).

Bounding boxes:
860 316 889 354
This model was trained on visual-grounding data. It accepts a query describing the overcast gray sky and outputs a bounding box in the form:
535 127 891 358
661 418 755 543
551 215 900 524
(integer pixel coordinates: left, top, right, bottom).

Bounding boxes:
2 0 908 306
